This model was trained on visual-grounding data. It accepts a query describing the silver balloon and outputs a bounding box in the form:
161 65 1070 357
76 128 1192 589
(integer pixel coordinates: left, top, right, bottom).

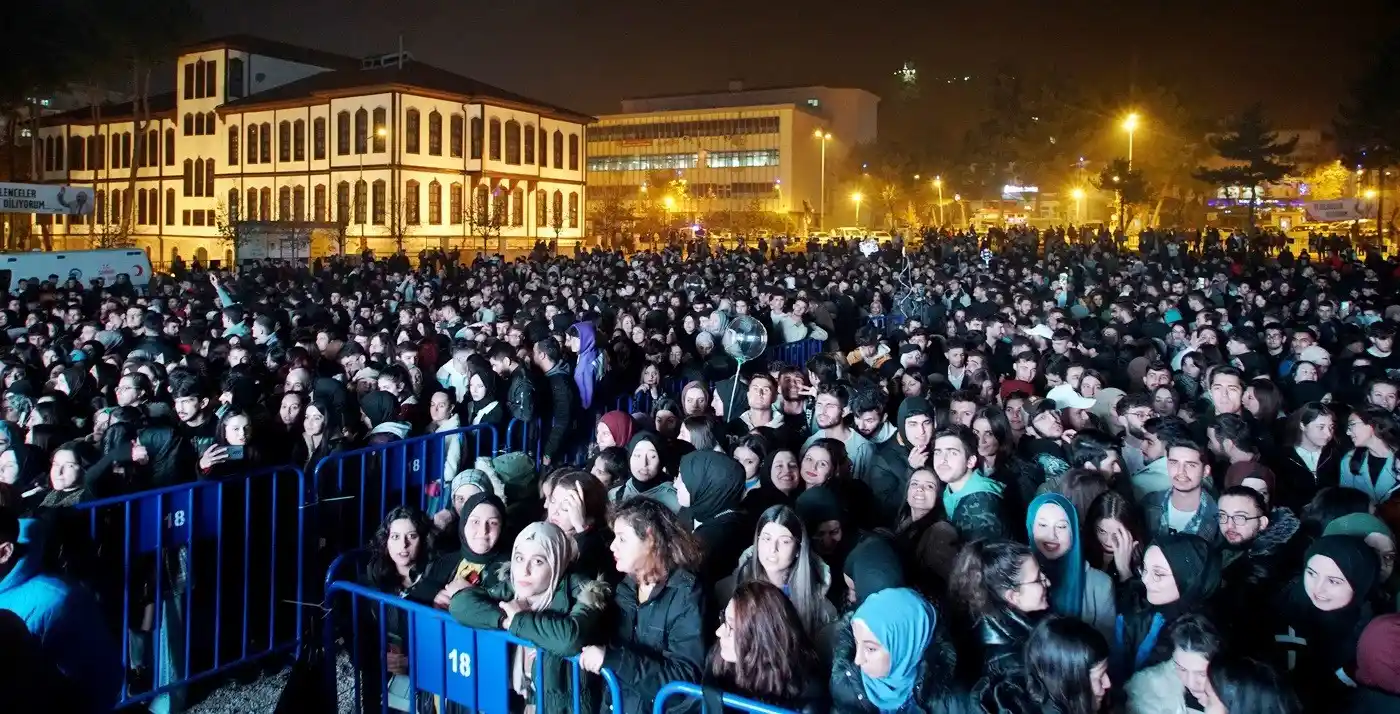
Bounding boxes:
723 315 768 362
682 274 707 295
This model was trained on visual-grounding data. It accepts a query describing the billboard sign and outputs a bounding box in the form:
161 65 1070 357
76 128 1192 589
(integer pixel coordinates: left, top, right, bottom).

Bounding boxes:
0 182 94 215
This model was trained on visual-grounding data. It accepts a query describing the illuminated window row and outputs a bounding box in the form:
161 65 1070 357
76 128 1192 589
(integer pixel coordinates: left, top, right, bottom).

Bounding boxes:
589 149 780 172
588 116 779 143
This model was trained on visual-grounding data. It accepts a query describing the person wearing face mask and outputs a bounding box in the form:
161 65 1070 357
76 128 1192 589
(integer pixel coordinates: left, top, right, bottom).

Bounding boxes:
608 432 680 513
422 493 510 609
449 521 610 711
674 451 748 588
976 615 1113 714
1111 534 1221 682
1208 486 1303 650
1125 615 1223 714
1027 493 1117 639
831 587 968 713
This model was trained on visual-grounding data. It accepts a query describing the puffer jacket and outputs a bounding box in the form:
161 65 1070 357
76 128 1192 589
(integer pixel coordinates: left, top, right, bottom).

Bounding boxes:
829 611 975 714
1210 507 1304 650
602 569 706 714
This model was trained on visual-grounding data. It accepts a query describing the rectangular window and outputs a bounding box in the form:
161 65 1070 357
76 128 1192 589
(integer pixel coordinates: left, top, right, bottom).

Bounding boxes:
165 190 175 225
705 149 780 168
182 209 191 225
354 182 367 224
205 61 218 99
183 64 195 100
428 184 441 225
294 121 305 161
587 153 699 172
193 210 206 227
279 123 292 162
337 113 351 156
314 185 326 222
449 183 462 224
405 182 420 225
536 189 546 226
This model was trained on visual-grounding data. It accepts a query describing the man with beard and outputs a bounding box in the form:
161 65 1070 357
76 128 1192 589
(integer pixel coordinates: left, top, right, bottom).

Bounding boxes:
850 388 896 445
803 382 873 486
1210 485 1302 650
1116 392 1157 474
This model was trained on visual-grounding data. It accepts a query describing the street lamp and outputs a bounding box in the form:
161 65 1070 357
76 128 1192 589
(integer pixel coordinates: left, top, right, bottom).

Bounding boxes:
953 193 965 226
933 176 944 226
851 192 863 227
663 195 676 209
814 130 832 229
1122 113 1140 169
1071 187 1086 223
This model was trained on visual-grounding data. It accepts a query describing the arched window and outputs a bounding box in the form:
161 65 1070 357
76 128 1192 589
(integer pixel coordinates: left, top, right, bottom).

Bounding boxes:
259 187 271 220
137 189 148 225
120 132 130 168
95 190 105 224
279 186 291 220
449 183 463 224
228 57 245 98
552 130 564 169
505 120 521 165
183 159 194 196
353 180 367 224
228 126 240 165
247 188 258 220
492 186 506 225
205 62 217 99
405 180 420 224
68 136 85 170
470 117 483 159
539 127 548 167
279 121 292 162
354 109 368 154
313 117 327 160
427 180 441 225
293 185 306 221
450 115 464 158
147 129 159 166
551 190 563 228
372 108 387 153
164 128 175 166
536 189 546 226
371 180 386 224
259 122 271 163
405 109 421 154
524 124 535 164
194 59 206 98
110 189 121 224
247 124 259 164
511 186 524 226
205 158 215 197
165 188 175 224
428 111 442 156
293 119 305 161
336 111 351 155
568 134 579 171
336 181 351 224
313 184 326 222
206 112 216 134
193 158 205 197
568 191 579 228
474 185 489 220
89 136 103 170
184 113 194 136
488 118 501 161
229 188 240 220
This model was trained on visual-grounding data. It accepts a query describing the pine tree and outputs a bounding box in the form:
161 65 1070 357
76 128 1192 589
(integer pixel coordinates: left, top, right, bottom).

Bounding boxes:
1193 103 1297 227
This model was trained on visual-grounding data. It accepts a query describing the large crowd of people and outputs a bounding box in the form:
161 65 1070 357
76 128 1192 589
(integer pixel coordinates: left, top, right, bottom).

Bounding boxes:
1 224 1399 714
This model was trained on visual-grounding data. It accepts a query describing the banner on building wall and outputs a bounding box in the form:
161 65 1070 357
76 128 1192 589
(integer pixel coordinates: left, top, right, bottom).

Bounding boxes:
0 182 94 215
1305 198 1376 223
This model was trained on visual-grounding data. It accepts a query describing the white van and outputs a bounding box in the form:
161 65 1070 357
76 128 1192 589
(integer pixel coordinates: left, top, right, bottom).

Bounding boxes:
0 249 153 293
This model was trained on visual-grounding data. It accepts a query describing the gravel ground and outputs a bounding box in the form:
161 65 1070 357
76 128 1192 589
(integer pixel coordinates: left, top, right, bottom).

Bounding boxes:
184 652 357 714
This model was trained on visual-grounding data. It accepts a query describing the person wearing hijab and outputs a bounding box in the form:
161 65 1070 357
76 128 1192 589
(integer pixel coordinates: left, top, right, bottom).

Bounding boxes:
449 521 610 712
463 366 505 427
675 451 747 587
361 389 410 443
568 321 603 410
741 448 803 515
1112 533 1220 681
1026 493 1116 639
1269 535 1379 711
608 432 680 513
0 444 45 502
795 486 855 605
1324 513 1397 604
422 492 510 605
1349 613 1400 712
831 587 965 713
595 410 635 452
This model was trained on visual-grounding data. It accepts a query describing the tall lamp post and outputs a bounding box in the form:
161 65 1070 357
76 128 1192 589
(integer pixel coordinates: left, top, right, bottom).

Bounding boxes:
852 192 863 227
954 194 965 226
1123 113 1139 170
814 130 831 229
1071 187 1085 224
933 175 944 226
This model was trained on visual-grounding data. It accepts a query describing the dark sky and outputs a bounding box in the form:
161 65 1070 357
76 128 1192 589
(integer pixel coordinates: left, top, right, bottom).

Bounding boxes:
191 0 1390 127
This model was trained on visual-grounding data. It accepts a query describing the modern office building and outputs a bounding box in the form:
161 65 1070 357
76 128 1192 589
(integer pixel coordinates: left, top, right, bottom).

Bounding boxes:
32 35 592 262
588 84 878 231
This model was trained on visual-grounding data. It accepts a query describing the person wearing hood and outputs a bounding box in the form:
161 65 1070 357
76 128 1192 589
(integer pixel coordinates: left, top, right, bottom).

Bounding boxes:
931 426 1008 542
829 587 968 714
83 422 194 495
361 389 411 443
422 492 511 606
1324 513 1396 606
449 521 611 712
608 432 680 513
1111 533 1220 682
1209 483 1305 642
0 511 121 713
595 410 635 454
567 321 604 411
463 365 506 427
868 396 941 524
1027 493 1117 639
742 448 803 515
0 443 47 506
1268 535 1379 711
675 450 748 588
1348 613 1400 713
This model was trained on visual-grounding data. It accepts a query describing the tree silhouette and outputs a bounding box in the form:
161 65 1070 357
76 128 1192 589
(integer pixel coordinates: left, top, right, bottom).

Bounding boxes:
1095 158 1147 233
1193 103 1297 228
1335 28 1400 239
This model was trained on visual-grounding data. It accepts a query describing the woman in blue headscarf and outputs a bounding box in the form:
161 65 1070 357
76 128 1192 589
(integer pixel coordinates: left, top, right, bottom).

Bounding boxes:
830 587 968 712
1027 493 1116 639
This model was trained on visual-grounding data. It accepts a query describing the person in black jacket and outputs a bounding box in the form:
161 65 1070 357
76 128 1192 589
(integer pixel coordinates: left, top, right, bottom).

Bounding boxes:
1209 486 1304 650
488 341 536 425
867 397 943 522
829 586 970 713
578 497 705 714
975 616 1112 714
675 450 748 588
532 337 578 468
947 540 1048 681
1268 401 1342 513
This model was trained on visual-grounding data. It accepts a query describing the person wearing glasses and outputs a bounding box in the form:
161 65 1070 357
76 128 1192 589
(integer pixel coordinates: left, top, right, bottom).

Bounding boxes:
1210 486 1304 651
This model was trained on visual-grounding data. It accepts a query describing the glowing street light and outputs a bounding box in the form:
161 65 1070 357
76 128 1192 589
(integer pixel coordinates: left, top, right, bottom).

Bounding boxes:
851 192 863 226
1365 189 1379 200
663 195 676 209
932 176 944 226
1122 112 1140 169
814 130 833 228
1071 187 1086 223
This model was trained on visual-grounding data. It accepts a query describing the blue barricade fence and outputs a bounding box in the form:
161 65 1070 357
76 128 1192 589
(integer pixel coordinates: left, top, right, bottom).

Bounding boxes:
324 578 623 714
769 338 824 368
653 682 800 714
73 465 306 708
311 424 500 555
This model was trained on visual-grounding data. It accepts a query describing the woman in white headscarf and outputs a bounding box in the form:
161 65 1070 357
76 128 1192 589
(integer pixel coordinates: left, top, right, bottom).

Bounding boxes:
449 521 611 712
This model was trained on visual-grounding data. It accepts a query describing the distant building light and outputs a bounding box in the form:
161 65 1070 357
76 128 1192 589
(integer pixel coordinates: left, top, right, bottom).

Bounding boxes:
1002 185 1040 194
806 98 820 108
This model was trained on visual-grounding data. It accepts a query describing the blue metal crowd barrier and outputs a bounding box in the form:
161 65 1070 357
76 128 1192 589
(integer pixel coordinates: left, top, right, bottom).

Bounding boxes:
653 682 800 714
324 578 624 714
311 424 500 554
768 338 824 367
73 466 307 708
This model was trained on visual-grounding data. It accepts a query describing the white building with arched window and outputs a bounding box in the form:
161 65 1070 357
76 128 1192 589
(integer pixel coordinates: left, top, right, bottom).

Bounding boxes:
32 34 592 264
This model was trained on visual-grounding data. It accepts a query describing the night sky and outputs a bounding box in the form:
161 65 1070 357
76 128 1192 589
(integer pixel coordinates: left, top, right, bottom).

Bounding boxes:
191 0 1391 127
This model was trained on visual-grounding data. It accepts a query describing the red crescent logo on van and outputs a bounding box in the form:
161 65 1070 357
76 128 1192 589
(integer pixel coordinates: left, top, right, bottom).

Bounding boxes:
133 265 145 276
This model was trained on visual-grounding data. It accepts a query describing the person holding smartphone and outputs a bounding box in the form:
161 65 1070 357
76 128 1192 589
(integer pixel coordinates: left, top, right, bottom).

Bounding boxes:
198 408 260 479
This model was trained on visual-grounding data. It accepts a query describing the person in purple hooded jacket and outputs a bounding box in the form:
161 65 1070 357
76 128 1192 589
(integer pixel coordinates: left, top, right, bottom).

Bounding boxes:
568 321 604 410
